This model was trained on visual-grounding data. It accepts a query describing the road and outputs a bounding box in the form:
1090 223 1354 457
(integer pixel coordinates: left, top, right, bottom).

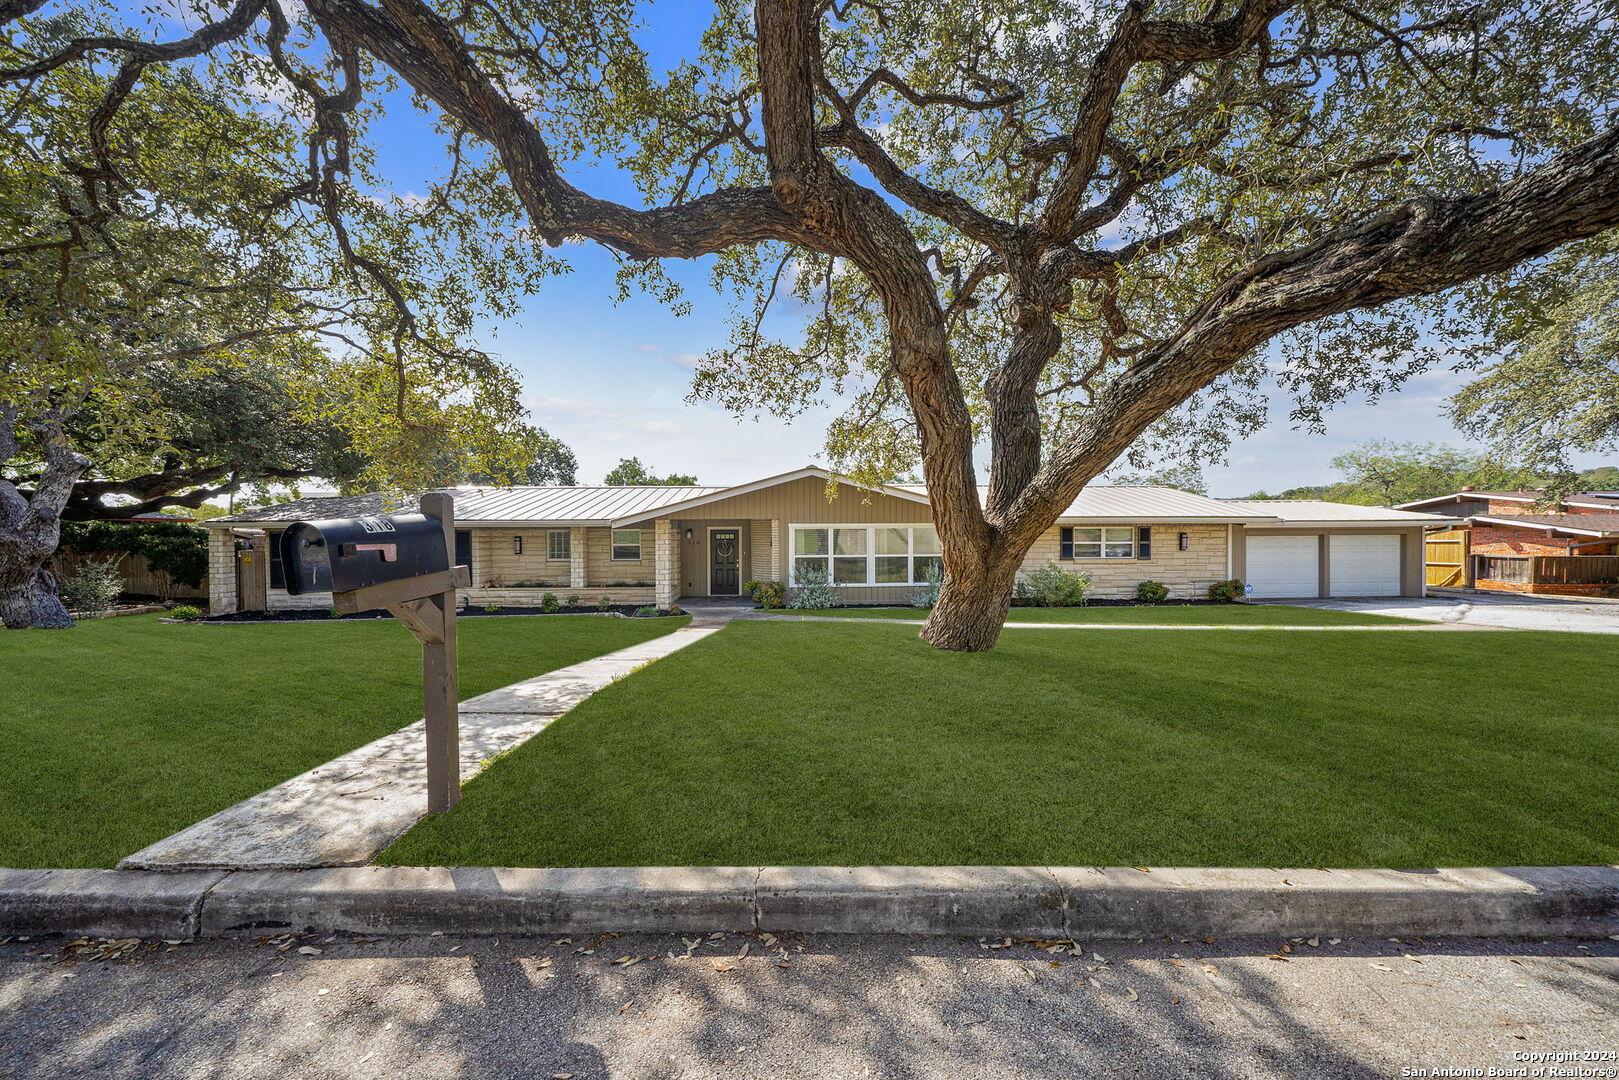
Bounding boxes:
2 931 1615 1078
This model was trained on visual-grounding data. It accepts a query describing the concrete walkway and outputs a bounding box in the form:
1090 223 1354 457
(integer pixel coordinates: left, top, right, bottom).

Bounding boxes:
121 613 738 871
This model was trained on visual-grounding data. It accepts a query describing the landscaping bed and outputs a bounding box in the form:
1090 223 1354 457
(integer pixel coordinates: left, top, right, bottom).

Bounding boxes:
381 619 1619 868
194 604 677 623
0 614 685 868
764 603 1420 625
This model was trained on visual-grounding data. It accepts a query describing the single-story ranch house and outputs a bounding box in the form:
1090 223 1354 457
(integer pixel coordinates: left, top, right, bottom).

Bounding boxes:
202 466 1457 613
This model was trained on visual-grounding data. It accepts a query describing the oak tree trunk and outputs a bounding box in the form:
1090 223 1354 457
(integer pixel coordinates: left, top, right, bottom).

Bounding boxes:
920 555 1022 652
1 412 89 630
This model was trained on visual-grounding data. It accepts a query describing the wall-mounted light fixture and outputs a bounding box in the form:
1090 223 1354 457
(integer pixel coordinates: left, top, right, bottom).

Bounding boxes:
685 527 693 541
1178 532 1189 551
512 536 523 555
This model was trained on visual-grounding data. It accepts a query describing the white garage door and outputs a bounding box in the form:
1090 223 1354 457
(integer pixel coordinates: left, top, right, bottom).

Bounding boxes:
1329 534 1402 596
1246 535 1320 598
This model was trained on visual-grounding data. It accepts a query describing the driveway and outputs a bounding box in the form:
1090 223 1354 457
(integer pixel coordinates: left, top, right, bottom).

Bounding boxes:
1270 591 1619 634
4 932 1616 1079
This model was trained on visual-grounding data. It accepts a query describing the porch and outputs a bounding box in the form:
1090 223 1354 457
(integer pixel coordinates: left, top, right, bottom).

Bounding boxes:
1472 554 1619 596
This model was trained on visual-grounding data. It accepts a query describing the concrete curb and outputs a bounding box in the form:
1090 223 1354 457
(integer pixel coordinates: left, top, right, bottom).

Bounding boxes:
4 865 1617 940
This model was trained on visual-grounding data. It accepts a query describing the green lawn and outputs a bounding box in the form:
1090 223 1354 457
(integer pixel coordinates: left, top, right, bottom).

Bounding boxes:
0 614 684 868
382 620 1619 868
771 604 1419 625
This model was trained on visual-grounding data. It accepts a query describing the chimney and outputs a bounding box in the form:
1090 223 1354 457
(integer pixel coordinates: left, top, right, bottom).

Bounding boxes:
1460 485 1475 492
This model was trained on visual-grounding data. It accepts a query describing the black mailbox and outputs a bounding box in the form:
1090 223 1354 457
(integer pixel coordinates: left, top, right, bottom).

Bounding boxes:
280 514 450 595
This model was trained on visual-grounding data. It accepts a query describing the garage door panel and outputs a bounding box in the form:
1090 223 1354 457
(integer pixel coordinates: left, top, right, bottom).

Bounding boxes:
1330 534 1402 596
1247 535 1320 598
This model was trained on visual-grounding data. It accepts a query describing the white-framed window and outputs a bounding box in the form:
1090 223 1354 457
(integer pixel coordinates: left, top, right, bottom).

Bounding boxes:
791 524 942 586
1060 526 1137 559
611 529 642 561
547 530 571 561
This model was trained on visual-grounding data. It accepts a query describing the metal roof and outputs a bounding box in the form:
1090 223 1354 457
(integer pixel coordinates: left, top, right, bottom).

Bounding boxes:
206 485 726 527
888 484 1270 521
205 475 1455 529
1231 499 1462 526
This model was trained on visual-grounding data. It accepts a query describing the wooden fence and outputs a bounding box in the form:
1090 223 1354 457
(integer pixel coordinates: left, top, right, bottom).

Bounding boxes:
1423 528 1469 587
1471 554 1619 587
50 548 209 601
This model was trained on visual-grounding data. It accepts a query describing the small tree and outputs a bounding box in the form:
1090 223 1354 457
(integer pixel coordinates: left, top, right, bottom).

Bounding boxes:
603 457 698 486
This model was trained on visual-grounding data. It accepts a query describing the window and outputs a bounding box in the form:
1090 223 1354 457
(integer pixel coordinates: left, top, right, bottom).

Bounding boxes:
548 530 571 561
791 525 941 586
267 532 286 589
611 529 642 561
455 530 472 568
1059 526 1137 559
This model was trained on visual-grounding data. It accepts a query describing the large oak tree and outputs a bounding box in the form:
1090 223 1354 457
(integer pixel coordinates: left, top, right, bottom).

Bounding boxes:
7 0 1619 647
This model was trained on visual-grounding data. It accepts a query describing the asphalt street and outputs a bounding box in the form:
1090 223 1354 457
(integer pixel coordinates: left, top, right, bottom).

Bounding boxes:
2 931 1615 1079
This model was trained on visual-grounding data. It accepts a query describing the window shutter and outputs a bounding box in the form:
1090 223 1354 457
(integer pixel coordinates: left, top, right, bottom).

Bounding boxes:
1059 527 1074 560
1137 526 1152 560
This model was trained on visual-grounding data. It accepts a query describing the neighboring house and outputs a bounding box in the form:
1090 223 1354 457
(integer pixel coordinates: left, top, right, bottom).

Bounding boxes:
1396 488 1619 595
200 466 1457 613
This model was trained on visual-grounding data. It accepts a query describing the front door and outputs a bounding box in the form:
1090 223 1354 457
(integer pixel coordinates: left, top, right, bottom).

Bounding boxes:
709 529 740 595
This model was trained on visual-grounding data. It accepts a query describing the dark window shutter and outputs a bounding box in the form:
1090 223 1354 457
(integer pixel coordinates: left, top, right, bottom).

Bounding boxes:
1059 527 1074 560
1137 526 1152 560
455 529 472 567
267 532 286 589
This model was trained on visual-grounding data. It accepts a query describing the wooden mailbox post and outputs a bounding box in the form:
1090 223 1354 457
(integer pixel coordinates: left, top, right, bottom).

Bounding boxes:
328 492 469 813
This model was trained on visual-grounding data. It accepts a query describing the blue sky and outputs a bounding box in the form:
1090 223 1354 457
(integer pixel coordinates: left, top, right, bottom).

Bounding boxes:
140 0 1612 496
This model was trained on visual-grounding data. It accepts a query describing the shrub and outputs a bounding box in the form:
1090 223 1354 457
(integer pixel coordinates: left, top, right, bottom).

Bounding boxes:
1207 578 1246 603
666 602 684 616
597 595 613 611
1016 563 1092 606
788 562 840 609
327 606 342 619
540 592 560 613
634 605 658 618
58 557 123 613
564 594 581 608
1135 580 1170 604
483 604 501 613
169 604 203 621
910 562 943 609
745 579 786 609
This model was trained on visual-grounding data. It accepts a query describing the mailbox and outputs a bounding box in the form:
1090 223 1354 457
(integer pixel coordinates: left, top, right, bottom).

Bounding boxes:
280 513 450 595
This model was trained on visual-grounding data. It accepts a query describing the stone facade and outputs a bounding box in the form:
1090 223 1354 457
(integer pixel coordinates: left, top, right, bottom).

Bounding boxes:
207 530 237 615
1019 523 1230 600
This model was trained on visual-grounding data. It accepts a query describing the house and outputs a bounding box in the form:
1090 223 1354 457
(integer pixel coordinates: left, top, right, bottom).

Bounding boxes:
1395 488 1619 595
200 467 1458 613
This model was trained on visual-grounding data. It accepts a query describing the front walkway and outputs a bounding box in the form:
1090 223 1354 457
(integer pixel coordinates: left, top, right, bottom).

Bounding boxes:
122 610 746 871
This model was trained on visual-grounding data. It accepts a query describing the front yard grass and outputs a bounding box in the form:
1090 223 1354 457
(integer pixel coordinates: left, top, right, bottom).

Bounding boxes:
771 604 1419 625
0 614 684 868
382 620 1619 868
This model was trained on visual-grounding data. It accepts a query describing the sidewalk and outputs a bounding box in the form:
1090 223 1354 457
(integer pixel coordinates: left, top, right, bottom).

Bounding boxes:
120 616 734 870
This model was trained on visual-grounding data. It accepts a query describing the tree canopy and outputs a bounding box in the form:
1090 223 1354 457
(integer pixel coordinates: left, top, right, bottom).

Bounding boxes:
603 457 698 486
1449 232 1619 486
6 0 1619 645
